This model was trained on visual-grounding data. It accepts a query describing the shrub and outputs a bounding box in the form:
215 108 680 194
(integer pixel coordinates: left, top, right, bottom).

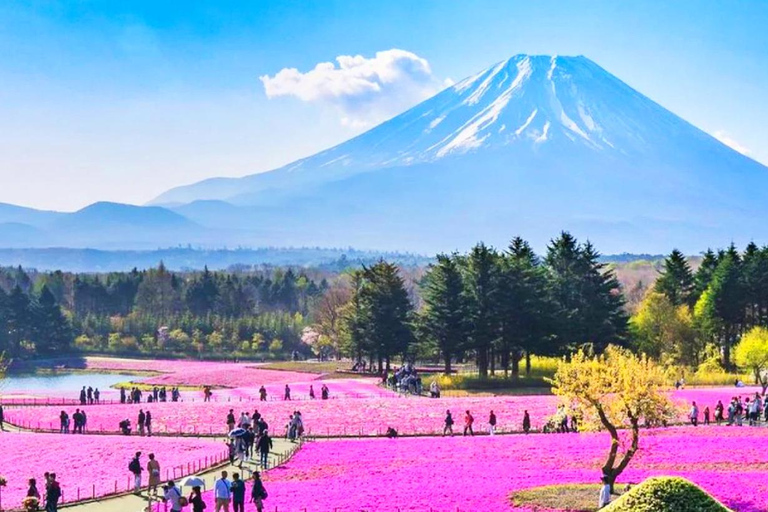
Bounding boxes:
603 476 731 512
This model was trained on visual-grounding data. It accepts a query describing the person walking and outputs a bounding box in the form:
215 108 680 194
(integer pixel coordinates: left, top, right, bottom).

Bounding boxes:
463 410 474 436
689 401 699 427
59 411 68 433
250 472 267 512
257 431 273 469
309 385 315 399
284 384 291 401
163 480 183 512
0 404 4 430
489 410 497 435
259 386 267 401
145 410 152 436
214 471 232 512
138 409 146 436
227 409 236 432
129 452 142 493
189 485 205 512
703 406 710 425
715 400 724 425
523 410 531 434
147 453 161 496
45 473 61 512
231 473 246 512
443 410 454 436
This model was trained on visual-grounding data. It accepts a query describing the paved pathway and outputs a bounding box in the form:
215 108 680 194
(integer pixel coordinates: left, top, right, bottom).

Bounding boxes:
60 438 298 512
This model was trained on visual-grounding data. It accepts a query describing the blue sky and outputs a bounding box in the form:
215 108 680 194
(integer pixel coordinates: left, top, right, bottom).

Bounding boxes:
1 1 767 211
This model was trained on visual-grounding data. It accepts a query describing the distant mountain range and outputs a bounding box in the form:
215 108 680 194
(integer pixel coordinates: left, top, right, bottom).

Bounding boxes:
2 54 767 255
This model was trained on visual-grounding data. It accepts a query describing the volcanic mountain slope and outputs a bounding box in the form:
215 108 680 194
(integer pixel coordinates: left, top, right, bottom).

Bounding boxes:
149 55 768 253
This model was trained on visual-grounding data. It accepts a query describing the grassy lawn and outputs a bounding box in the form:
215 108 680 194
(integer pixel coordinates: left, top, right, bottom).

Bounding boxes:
511 484 626 511
261 360 362 379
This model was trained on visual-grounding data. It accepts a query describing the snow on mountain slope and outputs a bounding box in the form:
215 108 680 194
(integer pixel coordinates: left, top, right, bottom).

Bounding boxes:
151 54 740 207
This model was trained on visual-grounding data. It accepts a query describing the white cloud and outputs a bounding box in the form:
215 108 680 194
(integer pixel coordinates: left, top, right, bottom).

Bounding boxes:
260 49 449 127
713 130 751 155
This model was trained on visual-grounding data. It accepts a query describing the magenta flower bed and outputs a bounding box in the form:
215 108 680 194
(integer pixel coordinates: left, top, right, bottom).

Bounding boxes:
0 431 226 508
80 357 316 388
4 395 557 436
197 426 768 511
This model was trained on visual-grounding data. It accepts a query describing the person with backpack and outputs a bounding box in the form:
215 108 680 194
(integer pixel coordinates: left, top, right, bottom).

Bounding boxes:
214 471 232 512
45 473 61 512
250 472 267 512
443 410 454 436
163 480 185 512
231 473 246 512
189 485 205 512
129 452 142 493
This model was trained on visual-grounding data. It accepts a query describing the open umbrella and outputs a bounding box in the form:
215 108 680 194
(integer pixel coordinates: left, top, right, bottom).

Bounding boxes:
180 476 206 490
229 427 247 438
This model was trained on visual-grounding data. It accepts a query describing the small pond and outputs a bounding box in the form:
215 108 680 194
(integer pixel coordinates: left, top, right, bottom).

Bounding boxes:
1 372 143 394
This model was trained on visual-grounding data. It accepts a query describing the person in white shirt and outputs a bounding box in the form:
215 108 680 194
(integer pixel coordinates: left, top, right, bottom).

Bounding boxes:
689 401 699 426
598 476 611 508
215 470 232 512
163 480 183 512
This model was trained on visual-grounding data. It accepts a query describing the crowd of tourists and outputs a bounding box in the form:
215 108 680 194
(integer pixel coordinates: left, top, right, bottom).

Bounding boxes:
385 364 424 395
689 392 768 427
119 386 181 404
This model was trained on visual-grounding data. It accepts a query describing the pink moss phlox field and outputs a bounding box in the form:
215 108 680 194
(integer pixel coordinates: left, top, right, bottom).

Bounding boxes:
4 395 557 436
197 426 768 511
0 432 226 507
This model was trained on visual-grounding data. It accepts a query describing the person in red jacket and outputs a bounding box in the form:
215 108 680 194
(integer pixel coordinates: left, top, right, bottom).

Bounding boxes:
463 410 474 436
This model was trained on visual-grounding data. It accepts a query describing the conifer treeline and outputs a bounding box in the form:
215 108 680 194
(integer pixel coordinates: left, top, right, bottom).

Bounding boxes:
341 233 628 375
0 264 326 358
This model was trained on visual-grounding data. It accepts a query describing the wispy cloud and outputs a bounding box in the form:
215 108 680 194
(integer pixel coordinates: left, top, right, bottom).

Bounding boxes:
713 130 751 155
260 49 450 127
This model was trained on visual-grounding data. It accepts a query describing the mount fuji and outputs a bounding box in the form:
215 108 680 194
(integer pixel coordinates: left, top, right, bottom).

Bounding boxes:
148 54 768 254
3 54 765 253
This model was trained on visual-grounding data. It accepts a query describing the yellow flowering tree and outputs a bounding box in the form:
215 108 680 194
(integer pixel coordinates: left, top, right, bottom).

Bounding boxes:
734 326 768 393
550 346 676 490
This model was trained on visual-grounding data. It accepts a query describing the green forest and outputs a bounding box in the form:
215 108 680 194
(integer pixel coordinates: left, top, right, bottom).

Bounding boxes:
1 232 768 380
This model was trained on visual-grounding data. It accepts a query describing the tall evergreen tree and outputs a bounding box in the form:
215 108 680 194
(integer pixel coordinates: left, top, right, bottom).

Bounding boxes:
693 249 719 303
462 243 501 378
359 261 414 372
655 249 694 307
420 254 467 374
32 285 71 354
695 250 745 369
545 233 627 353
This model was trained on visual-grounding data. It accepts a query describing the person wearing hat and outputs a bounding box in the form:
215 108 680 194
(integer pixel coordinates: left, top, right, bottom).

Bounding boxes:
250 472 267 512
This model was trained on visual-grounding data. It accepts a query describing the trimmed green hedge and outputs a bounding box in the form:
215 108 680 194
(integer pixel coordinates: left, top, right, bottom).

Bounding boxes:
603 476 732 512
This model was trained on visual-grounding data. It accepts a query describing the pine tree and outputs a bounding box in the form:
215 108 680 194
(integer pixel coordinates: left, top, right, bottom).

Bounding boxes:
421 254 467 374
655 249 694 307
695 251 745 369
359 261 414 372
693 249 719 303
32 285 72 354
462 243 501 378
